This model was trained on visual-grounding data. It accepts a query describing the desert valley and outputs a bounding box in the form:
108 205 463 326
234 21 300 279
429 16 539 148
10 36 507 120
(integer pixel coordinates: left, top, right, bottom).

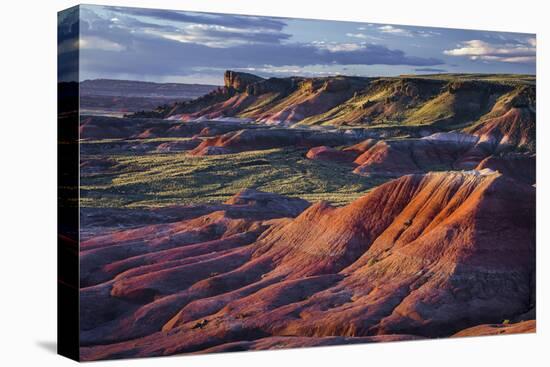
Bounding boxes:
76 70 535 360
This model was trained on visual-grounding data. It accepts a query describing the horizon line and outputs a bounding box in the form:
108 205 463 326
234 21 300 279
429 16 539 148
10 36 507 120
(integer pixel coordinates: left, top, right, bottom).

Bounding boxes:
78 71 536 86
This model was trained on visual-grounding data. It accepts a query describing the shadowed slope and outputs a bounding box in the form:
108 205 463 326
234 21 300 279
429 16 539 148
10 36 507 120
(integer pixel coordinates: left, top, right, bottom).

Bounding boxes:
80 171 535 360
476 153 535 185
453 320 535 337
189 128 360 156
352 132 479 176
466 86 536 152
144 72 534 136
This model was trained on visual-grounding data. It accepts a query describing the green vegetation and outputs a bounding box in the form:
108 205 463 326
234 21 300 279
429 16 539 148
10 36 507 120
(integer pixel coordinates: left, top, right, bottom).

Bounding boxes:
85 137 195 144
80 145 388 208
403 91 455 126
398 73 535 85
367 258 379 267
80 73 536 210
298 75 534 130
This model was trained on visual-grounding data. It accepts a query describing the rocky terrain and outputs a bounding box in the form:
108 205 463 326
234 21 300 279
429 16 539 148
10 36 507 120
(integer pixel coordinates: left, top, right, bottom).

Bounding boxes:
79 172 535 360
133 71 535 142
79 71 536 360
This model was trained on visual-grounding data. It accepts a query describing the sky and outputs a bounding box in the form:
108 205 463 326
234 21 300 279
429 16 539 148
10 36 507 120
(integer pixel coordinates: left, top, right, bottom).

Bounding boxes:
58 5 536 85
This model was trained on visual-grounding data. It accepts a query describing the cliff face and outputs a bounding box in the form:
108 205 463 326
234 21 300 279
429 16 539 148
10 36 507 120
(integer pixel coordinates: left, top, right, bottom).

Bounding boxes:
145 71 534 151
153 71 371 124
223 70 264 92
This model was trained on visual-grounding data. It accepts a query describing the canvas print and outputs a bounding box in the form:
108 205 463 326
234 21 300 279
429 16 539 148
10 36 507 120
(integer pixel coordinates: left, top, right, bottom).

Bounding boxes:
58 4 536 361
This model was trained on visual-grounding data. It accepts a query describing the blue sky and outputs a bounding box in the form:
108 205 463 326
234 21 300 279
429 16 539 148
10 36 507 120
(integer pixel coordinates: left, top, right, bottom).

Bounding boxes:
60 5 536 85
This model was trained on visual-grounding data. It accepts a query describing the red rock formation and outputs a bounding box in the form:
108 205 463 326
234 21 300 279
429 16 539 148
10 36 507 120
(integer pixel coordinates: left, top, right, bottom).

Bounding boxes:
154 139 201 153
189 128 358 156
343 138 378 155
476 153 535 185
353 133 478 176
469 108 535 151
224 70 264 92
452 320 535 337
79 172 535 360
164 71 370 124
466 86 536 152
306 146 357 163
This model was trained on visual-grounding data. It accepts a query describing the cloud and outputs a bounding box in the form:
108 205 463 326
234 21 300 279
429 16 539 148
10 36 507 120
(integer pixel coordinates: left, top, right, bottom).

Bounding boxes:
414 67 447 73
58 6 80 81
377 25 439 38
81 6 290 48
149 24 291 47
444 39 535 63
109 6 287 31
205 65 349 78
357 24 376 31
309 42 443 66
80 36 444 79
58 6 79 45
346 32 382 41
379 25 413 37
78 6 444 81
347 25 438 42
80 36 126 51
312 41 364 52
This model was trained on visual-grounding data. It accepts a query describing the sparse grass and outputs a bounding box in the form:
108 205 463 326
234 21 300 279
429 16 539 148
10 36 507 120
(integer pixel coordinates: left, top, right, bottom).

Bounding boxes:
404 91 455 126
398 73 535 85
300 75 534 128
80 146 388 208
83 137 196 144
367 258 378 267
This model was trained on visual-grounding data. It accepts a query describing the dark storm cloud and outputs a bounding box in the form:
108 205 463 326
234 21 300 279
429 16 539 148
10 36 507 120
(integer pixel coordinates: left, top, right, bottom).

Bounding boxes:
109 6 287 31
